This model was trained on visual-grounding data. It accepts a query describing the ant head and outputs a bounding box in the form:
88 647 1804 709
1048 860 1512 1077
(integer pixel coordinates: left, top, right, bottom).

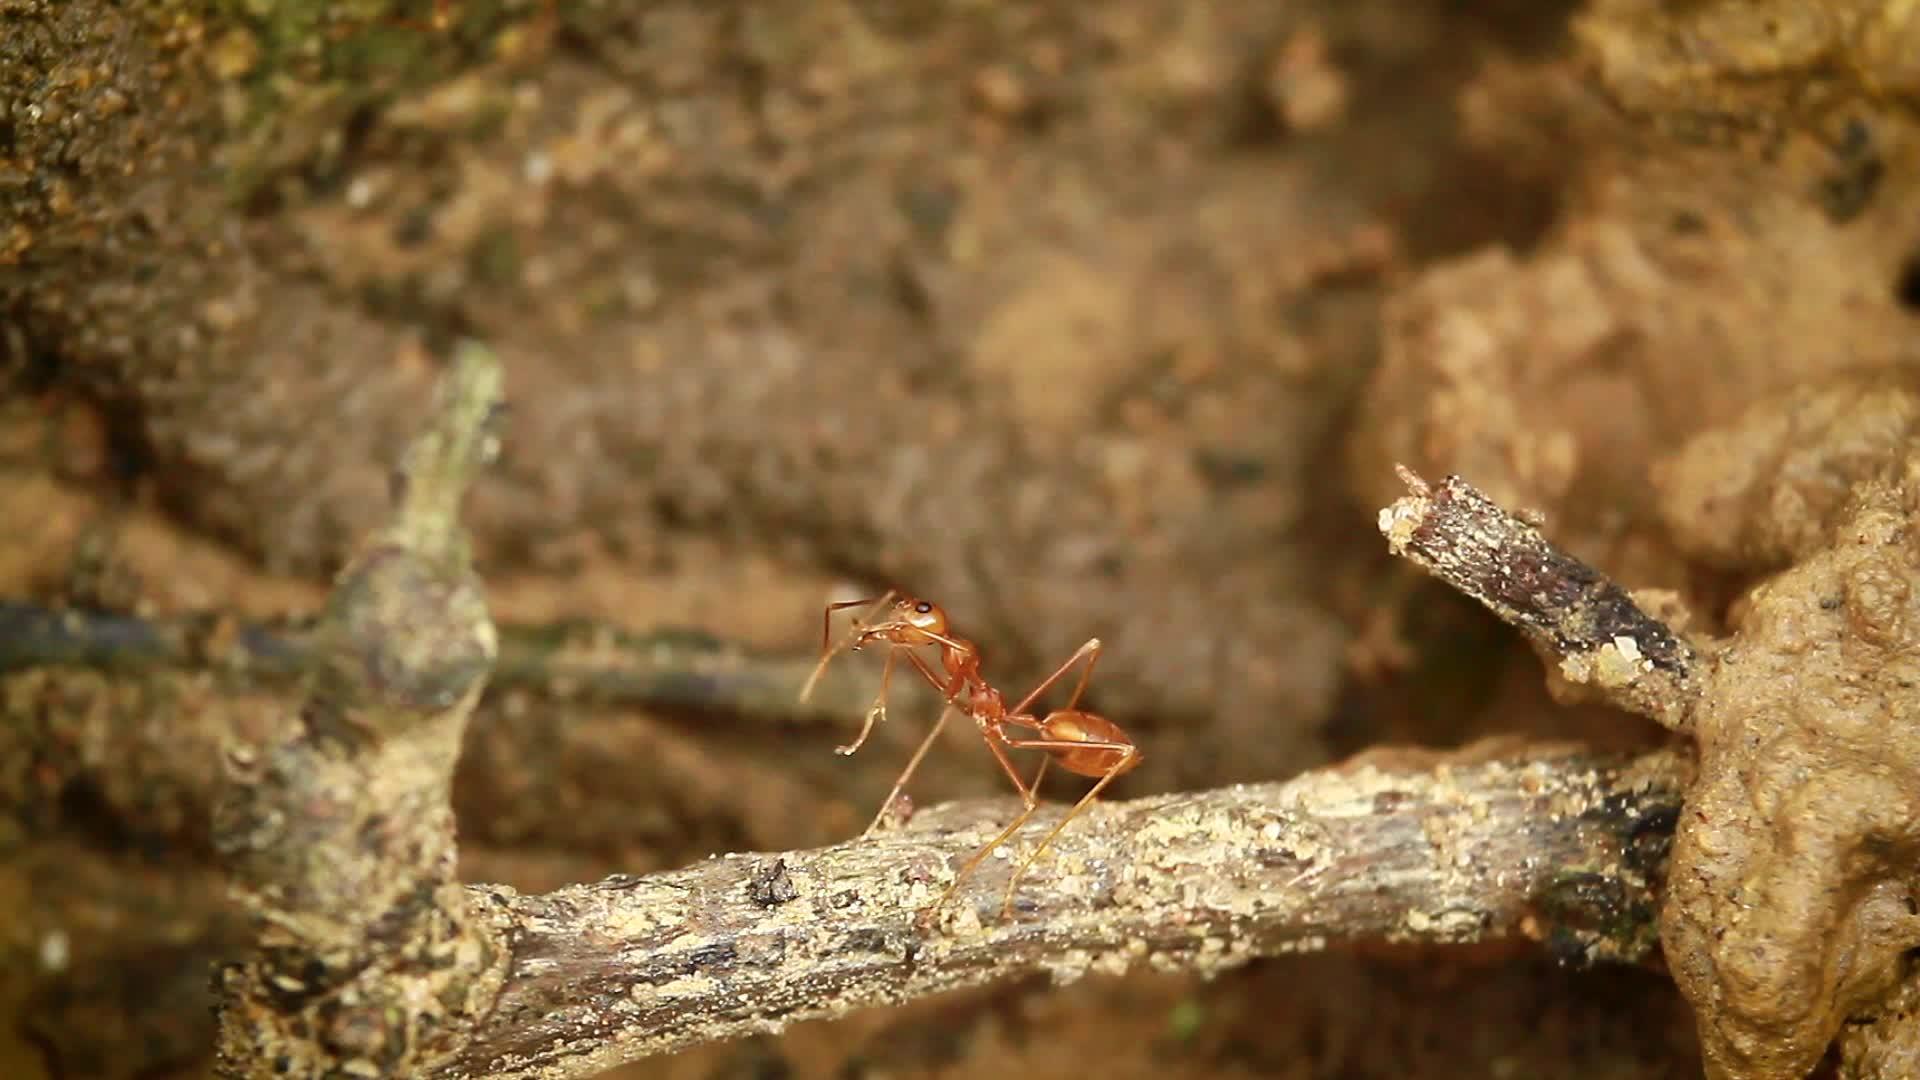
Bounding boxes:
887 595 949 641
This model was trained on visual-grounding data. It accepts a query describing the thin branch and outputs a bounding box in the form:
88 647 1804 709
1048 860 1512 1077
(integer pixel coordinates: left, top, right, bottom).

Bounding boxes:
1377 466 1700 731
432 741 1688 1080
0 601 868 726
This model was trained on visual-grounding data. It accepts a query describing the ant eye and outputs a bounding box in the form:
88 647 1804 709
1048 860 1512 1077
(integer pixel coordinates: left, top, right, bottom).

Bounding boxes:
915 601 933 614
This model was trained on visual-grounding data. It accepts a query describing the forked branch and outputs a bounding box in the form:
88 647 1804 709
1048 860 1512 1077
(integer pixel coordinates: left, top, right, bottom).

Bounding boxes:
211 343 512 1077
207 379 1691 1080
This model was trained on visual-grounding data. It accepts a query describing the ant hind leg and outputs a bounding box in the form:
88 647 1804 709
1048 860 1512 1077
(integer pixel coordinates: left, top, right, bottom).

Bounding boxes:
932 799 1040 916
925 731 1042 917
1009 638 1105 717
994 739 1137 918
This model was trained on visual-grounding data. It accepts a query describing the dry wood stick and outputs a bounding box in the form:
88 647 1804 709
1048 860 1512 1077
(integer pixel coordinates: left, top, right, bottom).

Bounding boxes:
1377 466 1701 731
432 742 1688 1079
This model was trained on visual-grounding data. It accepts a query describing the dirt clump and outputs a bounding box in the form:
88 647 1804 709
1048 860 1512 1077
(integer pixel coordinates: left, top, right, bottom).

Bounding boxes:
1649 379 1920 1080
1348 144 1920 594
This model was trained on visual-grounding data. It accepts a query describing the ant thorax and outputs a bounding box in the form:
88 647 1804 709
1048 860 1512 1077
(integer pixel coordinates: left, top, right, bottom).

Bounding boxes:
964 680 1006 723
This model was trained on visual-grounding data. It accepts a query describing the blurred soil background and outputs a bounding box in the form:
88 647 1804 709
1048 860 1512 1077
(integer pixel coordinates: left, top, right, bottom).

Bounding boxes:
3 0 1917 1076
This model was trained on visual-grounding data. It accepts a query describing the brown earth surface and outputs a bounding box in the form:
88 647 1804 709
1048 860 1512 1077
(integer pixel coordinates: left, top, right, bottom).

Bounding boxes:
5 0 1919 1076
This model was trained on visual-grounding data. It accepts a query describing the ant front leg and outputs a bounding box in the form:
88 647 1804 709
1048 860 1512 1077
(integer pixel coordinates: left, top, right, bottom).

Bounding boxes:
837 646 896 756
861 699 955 836
835 638 955 758
856 648 964 800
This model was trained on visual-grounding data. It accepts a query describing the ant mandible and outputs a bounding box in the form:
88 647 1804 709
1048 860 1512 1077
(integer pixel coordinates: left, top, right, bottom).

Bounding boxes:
799 591 1143 919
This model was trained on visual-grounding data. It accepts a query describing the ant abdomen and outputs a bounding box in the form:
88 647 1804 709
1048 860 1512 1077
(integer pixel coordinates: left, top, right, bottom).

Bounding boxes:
1039 710 1141 778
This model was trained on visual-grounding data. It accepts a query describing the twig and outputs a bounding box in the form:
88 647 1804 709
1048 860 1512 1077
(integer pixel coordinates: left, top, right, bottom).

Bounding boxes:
210 343 513 1077
431 741 1687 1080
9 732 1688 1078
1377 466 1700 731
0 601 868 726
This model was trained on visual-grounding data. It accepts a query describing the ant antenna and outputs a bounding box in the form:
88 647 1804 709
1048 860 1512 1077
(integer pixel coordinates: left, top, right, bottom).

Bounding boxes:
797 590 896 704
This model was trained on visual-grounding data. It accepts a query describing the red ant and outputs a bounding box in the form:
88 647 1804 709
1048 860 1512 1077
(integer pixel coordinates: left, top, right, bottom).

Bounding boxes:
799 591 1143 919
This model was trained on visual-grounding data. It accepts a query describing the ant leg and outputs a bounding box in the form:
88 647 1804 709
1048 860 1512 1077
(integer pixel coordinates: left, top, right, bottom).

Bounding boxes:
901 646 959 701
934 800 1040 913
1060 643 1102 712
861 700 955 836
836 647 896 756
1027 754 1051 795
907 627 976 660
980 726 1039 802
1009 638 1105 717
798 592 895 704
993 739 1138 917
856 648 973 837
928 727 1043 913
837 640 954 758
